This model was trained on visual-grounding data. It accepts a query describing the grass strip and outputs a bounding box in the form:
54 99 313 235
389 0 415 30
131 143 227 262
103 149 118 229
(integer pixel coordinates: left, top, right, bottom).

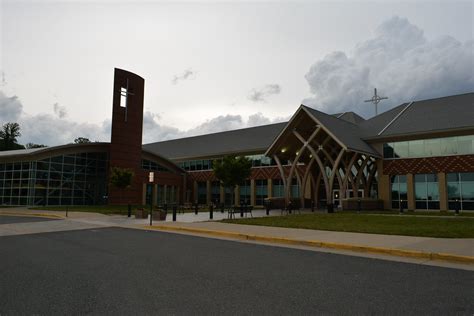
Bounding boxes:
223 213 474 238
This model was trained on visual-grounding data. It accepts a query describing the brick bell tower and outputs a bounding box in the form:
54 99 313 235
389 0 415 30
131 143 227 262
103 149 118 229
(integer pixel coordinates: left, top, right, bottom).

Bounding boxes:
108 68 145 205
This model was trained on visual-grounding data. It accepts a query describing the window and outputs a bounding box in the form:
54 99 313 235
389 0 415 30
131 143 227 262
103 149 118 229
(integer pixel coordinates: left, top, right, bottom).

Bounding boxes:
239 180 251 205
448 172 474 210
211 181 221 204
415 174 439 210
383 135 474 159
197 181 207 204
291 178 300 198
272 179 284 197
255 179 268 206
120 87 128 108
391 175 407 209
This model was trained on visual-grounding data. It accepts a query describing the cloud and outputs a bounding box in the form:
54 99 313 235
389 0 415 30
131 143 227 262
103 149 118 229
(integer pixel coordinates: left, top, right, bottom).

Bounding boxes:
53 102 67 119
303 16 474 118
141 111 183 144
171 69 196 85
0 91 110 145
1 72 6 87
0 91 286 146
0 91 23 122
248 84 281 102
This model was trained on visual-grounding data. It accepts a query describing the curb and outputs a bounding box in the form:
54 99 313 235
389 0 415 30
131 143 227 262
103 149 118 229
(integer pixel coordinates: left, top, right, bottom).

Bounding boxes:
147 224 474 265
0 212 65 220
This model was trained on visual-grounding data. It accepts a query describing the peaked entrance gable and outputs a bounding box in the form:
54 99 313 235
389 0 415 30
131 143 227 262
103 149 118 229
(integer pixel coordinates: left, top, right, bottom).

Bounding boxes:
265 105 379 209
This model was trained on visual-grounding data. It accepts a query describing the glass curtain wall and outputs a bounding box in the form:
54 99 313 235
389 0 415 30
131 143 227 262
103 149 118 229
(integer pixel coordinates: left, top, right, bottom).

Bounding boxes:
197 181 207 204
239 180 251 205
447 172 474 210
211 181 221 204
272 179 284 197
255 179 268 206
414 174 439 209
291 178 300 198
383 135 474 158
391 175 407 209
157 185 164 206
0 152 107 206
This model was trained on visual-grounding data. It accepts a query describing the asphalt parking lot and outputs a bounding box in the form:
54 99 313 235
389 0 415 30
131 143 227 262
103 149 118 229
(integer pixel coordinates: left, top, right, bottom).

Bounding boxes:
0 226 473 315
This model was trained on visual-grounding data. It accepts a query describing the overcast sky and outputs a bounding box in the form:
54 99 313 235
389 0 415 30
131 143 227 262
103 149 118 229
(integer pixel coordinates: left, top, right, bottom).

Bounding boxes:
1 0 473 146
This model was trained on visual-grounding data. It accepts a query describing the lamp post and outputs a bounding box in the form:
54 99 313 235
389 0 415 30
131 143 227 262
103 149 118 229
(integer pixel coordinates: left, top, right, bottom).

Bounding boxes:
149 172 154 226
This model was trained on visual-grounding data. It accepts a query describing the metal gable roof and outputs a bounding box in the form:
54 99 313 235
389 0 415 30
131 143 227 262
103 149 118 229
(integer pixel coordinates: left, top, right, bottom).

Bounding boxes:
302 106 380 156
142 123 288 160
362 92 474 140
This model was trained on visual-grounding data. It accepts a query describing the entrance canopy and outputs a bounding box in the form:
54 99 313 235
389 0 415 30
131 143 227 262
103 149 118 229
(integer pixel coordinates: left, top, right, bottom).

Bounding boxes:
265 105 381 207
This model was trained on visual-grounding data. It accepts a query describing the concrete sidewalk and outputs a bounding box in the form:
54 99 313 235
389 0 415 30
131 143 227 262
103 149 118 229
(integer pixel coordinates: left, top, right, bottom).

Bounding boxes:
147 221 474 265
1 208 473 265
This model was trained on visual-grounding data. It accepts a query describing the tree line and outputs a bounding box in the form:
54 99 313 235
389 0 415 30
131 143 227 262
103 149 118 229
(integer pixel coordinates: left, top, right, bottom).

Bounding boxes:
0 122 92 151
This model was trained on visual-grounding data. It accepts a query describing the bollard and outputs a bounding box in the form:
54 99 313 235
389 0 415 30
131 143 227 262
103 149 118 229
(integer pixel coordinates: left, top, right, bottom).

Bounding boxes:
288 201 292 214
150 205 153 226
195 203 198 215
311 200 314 212
265 201 270 216
357 199 361 214
172 205 177 221
210 204 213 220
240 204 244 217
399 200 404 214
455 199 460 216
127 204 131 218
66 206 68 217
220 203 224 213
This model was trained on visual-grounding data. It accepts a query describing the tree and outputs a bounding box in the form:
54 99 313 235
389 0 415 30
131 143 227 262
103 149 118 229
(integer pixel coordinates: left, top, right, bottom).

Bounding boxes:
213 155 252 206
74 137 91 144
25 143 47 149
0 122 25 151
109 167 134 190
109 167 134 204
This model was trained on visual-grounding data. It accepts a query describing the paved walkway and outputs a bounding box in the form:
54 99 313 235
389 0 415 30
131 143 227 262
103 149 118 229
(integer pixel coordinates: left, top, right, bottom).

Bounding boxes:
1 207 473 266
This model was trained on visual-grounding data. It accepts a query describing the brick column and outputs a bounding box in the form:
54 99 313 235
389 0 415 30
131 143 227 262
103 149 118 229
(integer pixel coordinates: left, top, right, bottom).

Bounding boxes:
142 183 146 205
378 173 391 210
438 172 448 211
153 184 158 206
267 179 272 198
407 174 415 211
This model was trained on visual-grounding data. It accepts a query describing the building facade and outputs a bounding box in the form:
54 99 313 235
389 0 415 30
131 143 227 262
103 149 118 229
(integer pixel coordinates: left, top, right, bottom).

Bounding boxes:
0 68 472 211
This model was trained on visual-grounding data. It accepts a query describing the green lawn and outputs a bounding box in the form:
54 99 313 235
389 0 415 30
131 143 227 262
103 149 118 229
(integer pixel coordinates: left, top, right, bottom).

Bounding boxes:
223 213 474 238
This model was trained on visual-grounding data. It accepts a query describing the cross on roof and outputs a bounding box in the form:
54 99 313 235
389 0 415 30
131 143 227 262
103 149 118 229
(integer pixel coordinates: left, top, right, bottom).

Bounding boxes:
364 88 388 116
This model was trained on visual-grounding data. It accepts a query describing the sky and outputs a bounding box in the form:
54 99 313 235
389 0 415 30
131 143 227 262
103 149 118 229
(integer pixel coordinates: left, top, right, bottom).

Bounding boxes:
0 0 473 146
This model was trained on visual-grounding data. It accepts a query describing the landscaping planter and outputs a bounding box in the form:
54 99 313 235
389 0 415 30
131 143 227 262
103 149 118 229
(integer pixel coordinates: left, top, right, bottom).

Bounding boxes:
152 210 167 221
135 209 149 219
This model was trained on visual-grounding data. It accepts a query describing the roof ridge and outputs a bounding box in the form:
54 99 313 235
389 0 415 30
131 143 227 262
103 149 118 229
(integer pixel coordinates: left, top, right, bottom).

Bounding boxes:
378 101 415 136
302 105 361 127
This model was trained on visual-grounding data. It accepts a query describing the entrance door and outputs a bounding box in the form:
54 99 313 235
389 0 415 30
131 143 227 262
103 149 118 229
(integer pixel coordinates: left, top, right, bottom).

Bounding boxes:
332 190 340 207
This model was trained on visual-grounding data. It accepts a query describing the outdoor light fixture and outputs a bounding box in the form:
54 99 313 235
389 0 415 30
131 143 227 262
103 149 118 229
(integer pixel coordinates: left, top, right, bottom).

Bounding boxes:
281 148 287 153
296 151 299 156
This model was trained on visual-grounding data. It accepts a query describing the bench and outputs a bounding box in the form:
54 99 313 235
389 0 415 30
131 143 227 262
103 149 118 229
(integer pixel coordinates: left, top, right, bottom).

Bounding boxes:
228 205 253 219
